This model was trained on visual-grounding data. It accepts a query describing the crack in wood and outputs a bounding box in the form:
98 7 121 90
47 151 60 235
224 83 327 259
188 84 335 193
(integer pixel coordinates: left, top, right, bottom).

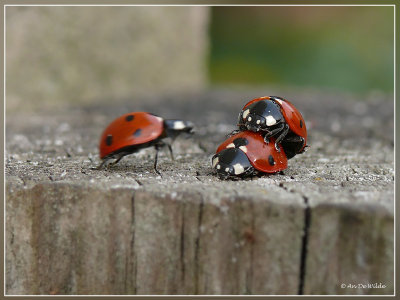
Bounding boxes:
277 182 312 295
244 200 255 295
125 192 137 294
194 197 204 295
298 195 311 295
249 201 255 295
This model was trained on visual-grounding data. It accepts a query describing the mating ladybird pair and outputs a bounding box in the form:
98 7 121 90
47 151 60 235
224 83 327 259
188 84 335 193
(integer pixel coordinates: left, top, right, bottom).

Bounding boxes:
212 96 307 179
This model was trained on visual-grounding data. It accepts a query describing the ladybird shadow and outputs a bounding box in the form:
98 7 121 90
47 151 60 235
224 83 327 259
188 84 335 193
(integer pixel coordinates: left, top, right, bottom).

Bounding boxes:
91 158 163 177
212 170 285 181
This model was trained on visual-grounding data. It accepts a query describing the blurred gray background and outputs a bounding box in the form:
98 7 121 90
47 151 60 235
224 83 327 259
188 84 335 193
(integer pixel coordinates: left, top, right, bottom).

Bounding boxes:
6 6 394 112
6 6 209 111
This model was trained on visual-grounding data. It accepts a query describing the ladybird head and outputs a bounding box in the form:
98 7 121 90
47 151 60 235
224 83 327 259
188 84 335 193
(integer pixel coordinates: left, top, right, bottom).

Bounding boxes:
240 99 284 132
212 148 254 179
164 120 194 138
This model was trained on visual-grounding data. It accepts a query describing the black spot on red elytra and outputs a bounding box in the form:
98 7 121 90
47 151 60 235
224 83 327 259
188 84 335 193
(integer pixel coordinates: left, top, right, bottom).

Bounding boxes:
233 137 249 148
133 128 142 137
105 134 113 146
300 119 303 128
125 115 135 122
268 155 275 166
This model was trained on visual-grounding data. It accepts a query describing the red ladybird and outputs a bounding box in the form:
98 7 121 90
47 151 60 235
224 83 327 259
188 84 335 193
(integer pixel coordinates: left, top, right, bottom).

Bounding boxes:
212 131 288 179
98 112 193 172
237 96 307 159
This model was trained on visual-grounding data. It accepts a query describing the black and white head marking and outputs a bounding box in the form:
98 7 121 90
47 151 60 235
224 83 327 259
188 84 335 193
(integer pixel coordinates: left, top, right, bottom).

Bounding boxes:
242 109 250 119
164 119 194 134
265 115 277 126
212 148 254 179
171 120 185 130
243 100 284 131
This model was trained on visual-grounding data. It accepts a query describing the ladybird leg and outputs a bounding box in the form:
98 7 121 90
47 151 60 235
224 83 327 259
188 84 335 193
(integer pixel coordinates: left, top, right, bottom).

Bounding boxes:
153 144 162 176
96 159 109 170
297 138 308 153
227 129 241 137
250 167 259 177
237 111 243 126
166 143 174 161
274 124 290 152
236 112 248 132
264 122 285 138
103 153 125 168
263 123 285 144
114 153 125 165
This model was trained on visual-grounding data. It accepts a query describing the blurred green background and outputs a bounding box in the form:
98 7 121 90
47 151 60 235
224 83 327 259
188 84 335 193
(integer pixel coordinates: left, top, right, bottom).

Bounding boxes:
209 6 394 93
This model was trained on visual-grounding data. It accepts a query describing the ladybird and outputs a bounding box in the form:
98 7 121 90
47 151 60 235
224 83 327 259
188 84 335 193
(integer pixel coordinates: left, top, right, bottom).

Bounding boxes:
237 96 307 158
212 131 288 179
98 112 193 172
